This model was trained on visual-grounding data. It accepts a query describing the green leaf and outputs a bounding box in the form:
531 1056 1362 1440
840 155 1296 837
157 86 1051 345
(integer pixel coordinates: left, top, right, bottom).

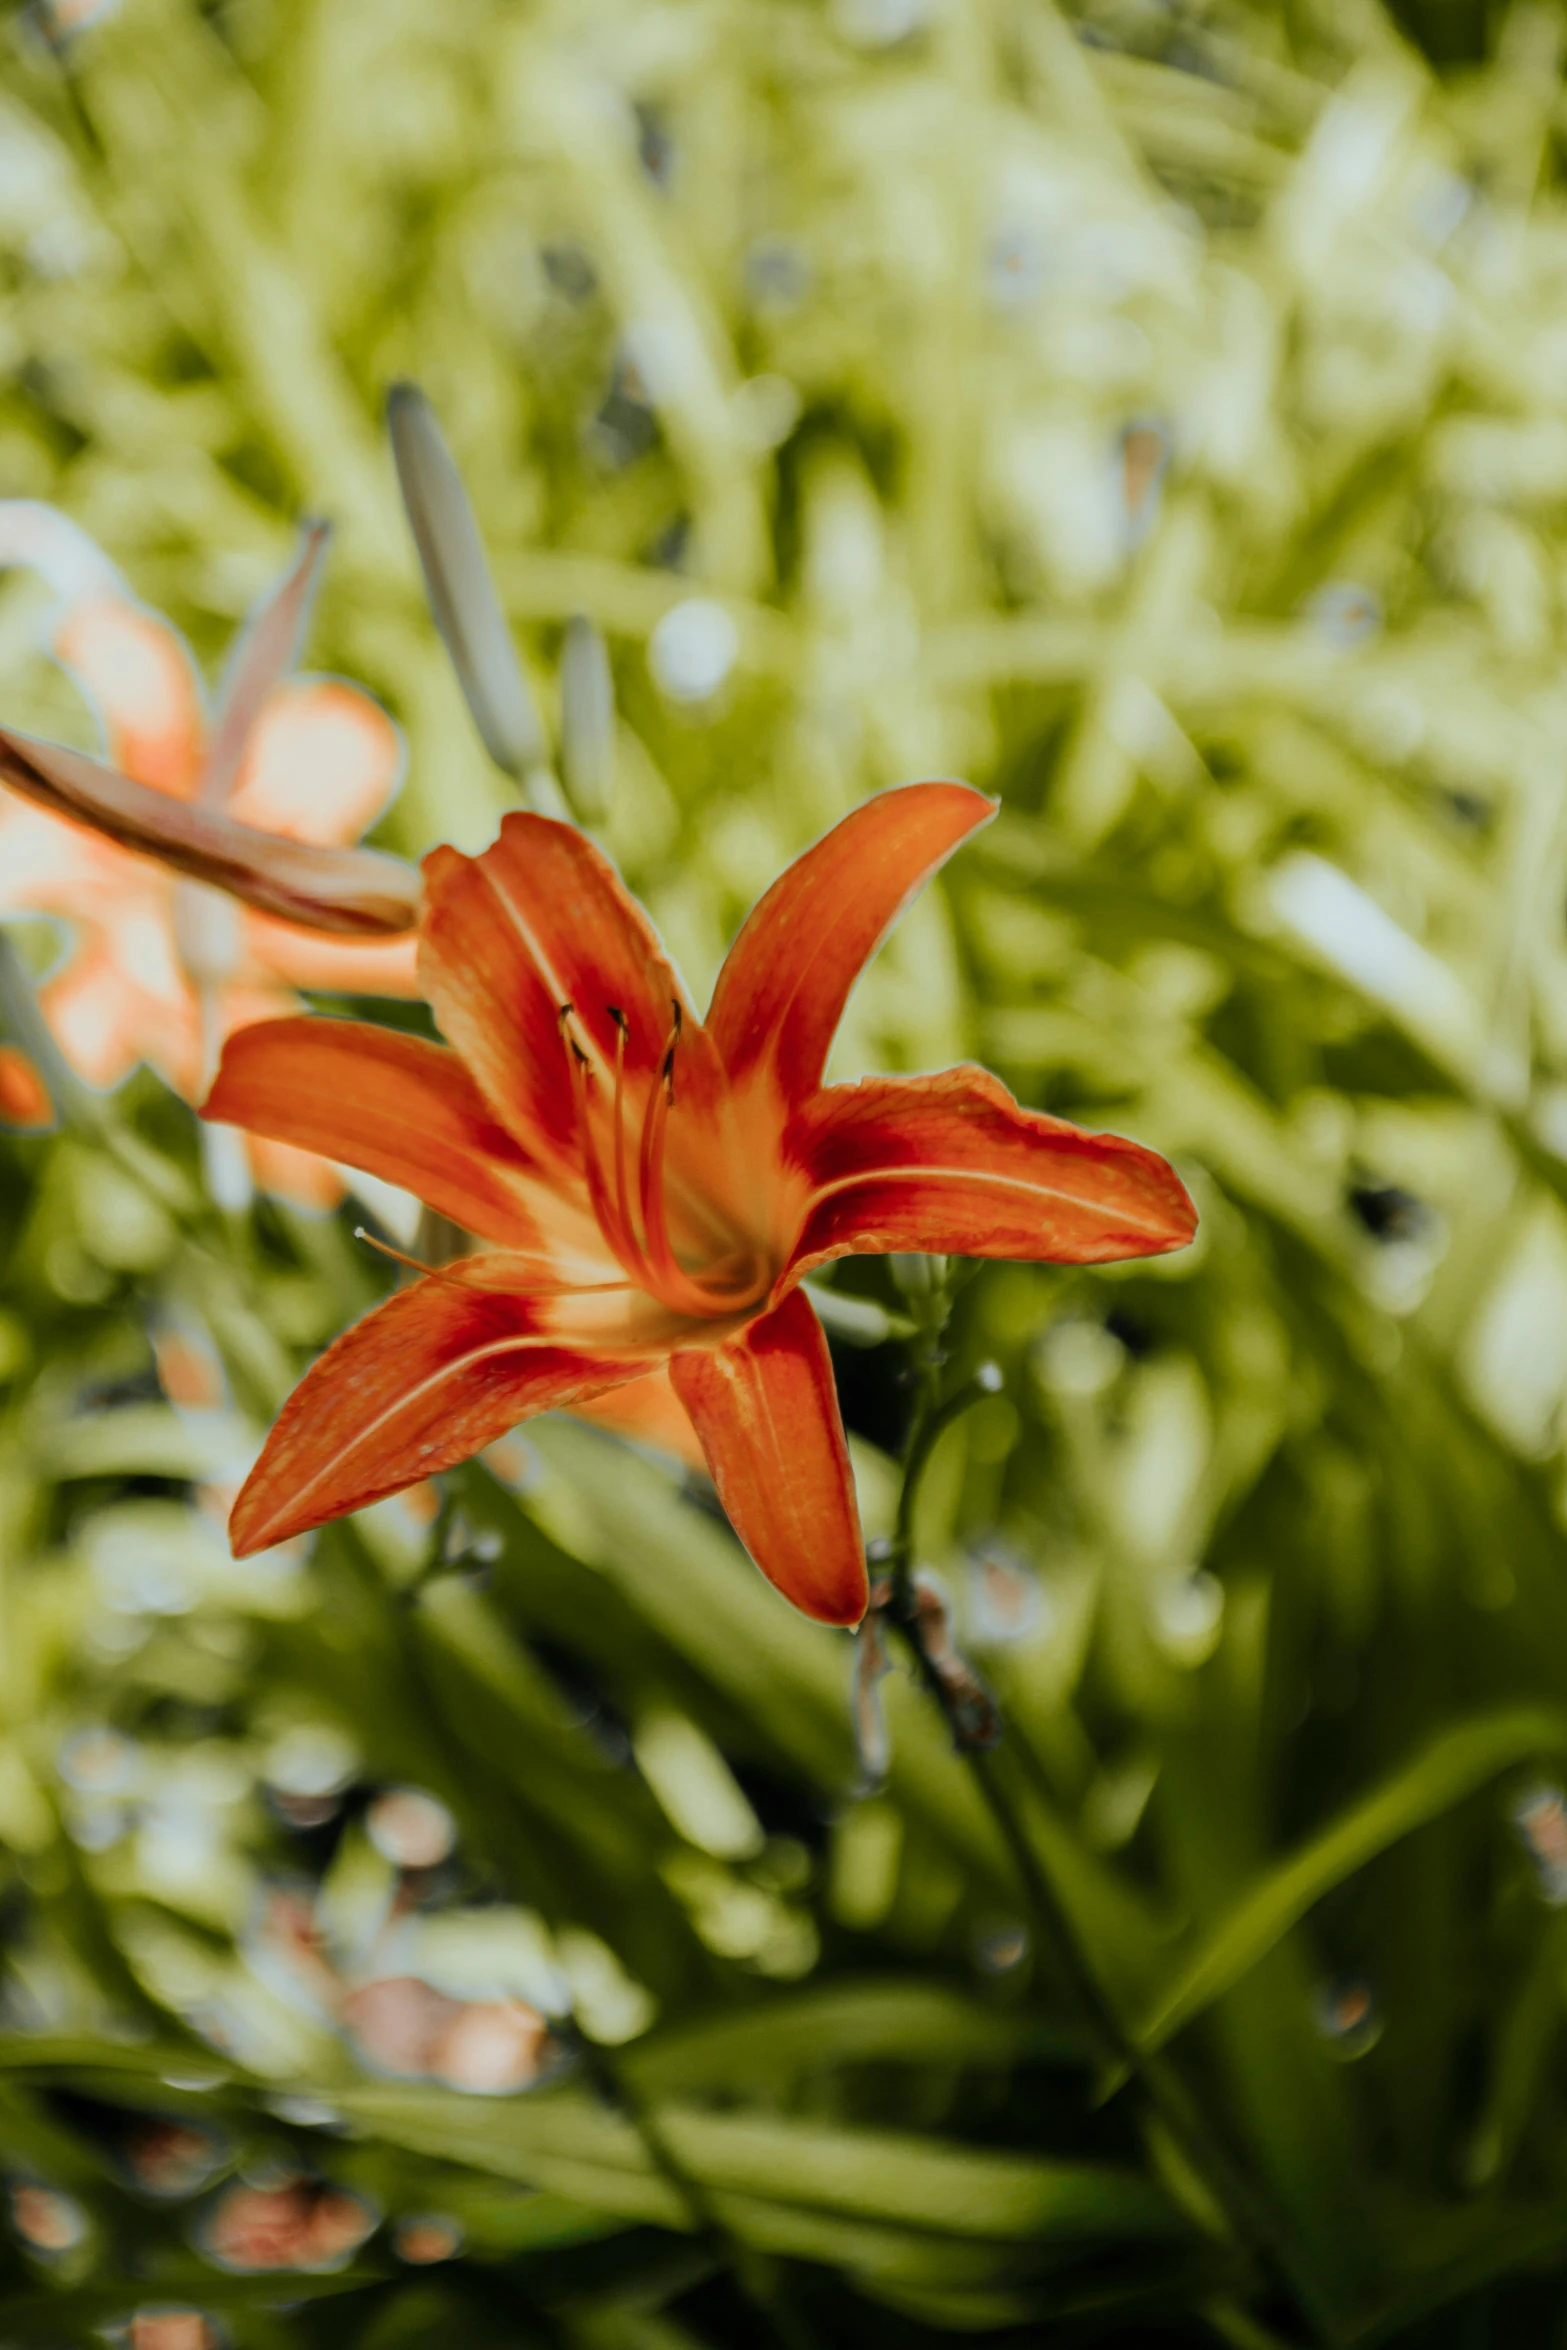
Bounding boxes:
624 1980 1045 2095
1137 1708 1567 2054
338 2082 1189 2256
511 1425 1018 1887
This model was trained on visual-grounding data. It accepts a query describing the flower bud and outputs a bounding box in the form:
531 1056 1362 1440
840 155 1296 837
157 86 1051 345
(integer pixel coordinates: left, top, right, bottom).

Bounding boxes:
889 1252 946 1300
0 727 421 937
387 382 545 782
559 614 615 823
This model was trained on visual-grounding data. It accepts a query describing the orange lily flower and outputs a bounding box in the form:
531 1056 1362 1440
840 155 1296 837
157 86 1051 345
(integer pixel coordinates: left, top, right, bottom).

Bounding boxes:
0 505 420 1205
206 785 1195 1623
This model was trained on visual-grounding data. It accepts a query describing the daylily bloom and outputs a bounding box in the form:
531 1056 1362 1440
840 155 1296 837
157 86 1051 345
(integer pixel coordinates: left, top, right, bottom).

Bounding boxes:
206 784 1195 1622
0 504 420 1205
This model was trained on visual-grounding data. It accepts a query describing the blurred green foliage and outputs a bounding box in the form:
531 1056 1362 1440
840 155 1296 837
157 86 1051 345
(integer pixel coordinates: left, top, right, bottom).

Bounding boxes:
9 0 1567 2343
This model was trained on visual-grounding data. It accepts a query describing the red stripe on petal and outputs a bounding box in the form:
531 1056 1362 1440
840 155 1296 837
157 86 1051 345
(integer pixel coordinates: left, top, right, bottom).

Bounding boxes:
670 1287 866 1626
204 1016 576 1254
706 783 994 1103
230 1260 678 1555
782 1068 1196 1284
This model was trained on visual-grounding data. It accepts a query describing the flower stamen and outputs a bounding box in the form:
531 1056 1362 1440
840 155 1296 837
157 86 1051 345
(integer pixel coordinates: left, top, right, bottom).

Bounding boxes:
606 1005 639 1271
636 1000 730 1316
560 1001 659 1292
559 998 746 1319
354 1225 440 1278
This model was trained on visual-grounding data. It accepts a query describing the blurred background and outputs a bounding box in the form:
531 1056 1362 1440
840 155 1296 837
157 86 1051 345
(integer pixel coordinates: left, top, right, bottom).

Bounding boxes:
8 0 1567 2342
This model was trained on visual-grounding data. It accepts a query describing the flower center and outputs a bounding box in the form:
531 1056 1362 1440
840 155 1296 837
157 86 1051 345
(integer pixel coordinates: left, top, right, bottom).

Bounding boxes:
557 1001 756 1319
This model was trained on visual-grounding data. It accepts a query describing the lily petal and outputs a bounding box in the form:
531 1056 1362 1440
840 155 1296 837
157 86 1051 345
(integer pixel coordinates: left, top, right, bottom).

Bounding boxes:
782 1067 1197 1285
669 1286 866 1626
238 913 422 1001
706 783 995 1102
203 523 330 808
226 679 404 848
0 789 127 913
0 727 422 937
420 813 717 1169
230 1259 682 1556
204 1016 583 1255
54 596 207 798
42 929 195 1093
0 500 125 603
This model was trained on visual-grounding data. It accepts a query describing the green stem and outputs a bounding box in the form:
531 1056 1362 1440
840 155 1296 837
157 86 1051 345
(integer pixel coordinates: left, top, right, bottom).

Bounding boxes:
886 1261 958 1609
0 932 97 1135
890 1371 999 1608
0 932 198 1221
583 2032 816 2350
880 1266 1344 2350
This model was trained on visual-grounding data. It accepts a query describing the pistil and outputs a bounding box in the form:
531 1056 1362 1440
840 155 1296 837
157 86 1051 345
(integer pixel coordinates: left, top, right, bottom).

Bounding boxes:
637 1016 695 1307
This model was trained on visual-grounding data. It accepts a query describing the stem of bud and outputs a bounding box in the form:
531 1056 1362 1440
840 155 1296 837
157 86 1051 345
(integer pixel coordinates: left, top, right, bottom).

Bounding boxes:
873 1264 1343 2345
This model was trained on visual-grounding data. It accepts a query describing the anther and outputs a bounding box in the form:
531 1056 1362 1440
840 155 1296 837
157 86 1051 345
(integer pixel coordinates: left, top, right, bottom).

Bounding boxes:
558 1000 594 1072
607 1000 639 1268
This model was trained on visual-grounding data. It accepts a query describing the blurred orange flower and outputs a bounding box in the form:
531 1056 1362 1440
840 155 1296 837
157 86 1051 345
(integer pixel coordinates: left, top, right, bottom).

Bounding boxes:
8 2181 87 2254
127 2312 218 2350
0 1044 53 1130
201 2176 375 2273
123 2119 223 2201
393 2213 464 2264
37 0 122 37
339 1975 549 2093
0 505 420 1204
247 1884 554 2098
